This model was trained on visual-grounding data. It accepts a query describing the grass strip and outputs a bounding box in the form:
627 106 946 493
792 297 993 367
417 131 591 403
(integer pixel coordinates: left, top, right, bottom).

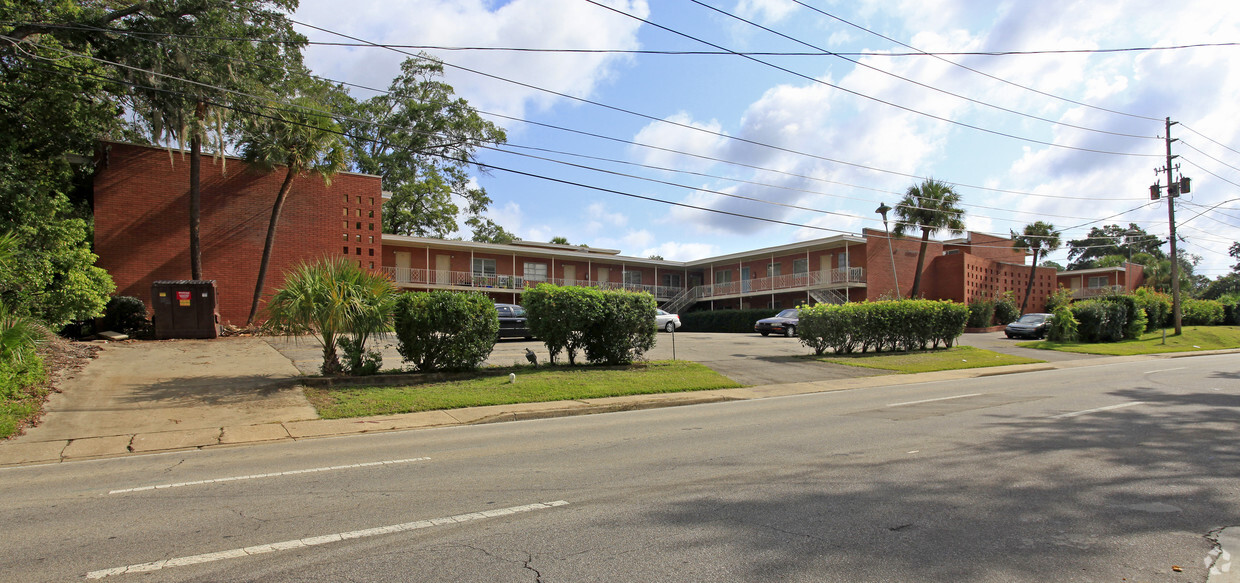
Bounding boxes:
1016 326 1240 355
305 360 741 419
814 345 1044 373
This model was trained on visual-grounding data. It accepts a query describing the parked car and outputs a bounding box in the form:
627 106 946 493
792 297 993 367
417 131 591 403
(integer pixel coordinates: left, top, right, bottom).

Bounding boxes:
1005 312 1052 339
755 309 799 337
655 309 681 332
495 303 533 339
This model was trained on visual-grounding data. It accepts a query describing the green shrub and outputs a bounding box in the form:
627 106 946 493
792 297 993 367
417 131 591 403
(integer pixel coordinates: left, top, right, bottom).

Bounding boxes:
1099 295 1144 340
1181 298 1224 326
1130 288 1171 330
102 295 150 336
393 291 497 371
341 336 382 376
796 300 966 355
1070 300 1126 342
994 292 1020 325
679 308 780 333
1045 286 1075 313
1047 306 1078 342
967 295 996 328
524 284 656 365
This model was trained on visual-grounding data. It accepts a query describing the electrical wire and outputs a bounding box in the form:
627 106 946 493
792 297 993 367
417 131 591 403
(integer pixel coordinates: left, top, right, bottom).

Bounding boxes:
582 0 1160 157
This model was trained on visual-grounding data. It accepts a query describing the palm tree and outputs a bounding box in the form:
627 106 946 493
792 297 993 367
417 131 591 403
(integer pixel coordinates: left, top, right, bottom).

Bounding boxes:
1011 221 1062 313
240 91 349 325
892 179 966 298
264 257 395 375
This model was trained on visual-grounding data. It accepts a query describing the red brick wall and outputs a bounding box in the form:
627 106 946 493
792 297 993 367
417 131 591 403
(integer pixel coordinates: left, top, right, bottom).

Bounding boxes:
863 228 943 300
93 142 382 325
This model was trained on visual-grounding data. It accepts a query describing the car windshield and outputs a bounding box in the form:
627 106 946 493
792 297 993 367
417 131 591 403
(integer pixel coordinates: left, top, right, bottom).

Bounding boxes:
656 309 667 315
510 305 526 317
1017 314 1047 323
777 309 799 318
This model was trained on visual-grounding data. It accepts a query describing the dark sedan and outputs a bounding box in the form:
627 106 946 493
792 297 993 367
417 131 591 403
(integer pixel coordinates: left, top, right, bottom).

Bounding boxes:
1005 312 1052 339
755 308 799 337
496 303 533 339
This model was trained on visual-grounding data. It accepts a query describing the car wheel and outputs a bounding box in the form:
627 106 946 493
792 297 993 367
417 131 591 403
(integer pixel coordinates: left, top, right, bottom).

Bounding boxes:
784 325 796 337
760 331 769 337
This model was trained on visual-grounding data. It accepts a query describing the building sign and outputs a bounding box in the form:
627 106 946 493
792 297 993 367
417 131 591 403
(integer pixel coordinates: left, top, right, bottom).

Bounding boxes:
176 291 191 307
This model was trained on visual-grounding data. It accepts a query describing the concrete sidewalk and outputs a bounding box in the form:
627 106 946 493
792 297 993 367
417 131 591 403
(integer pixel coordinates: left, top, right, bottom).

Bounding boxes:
2 338 1235 467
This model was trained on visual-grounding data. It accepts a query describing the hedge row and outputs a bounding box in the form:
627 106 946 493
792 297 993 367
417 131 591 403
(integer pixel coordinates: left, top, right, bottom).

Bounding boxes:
523 284 656 365
1052 292 1230 343
678 308 781 333
393 291 498 372
797 300 969 355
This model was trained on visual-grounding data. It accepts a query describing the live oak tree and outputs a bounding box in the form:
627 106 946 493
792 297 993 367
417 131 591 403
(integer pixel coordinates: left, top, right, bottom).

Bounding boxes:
341 55 507 239
893 179 966 299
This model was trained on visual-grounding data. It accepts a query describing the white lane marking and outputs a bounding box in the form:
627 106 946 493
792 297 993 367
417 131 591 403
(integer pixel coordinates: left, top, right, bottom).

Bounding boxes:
1050 401 1146 419
85 500 570 579
108 457 430 495
886 393 983 408
1145 367 1186 374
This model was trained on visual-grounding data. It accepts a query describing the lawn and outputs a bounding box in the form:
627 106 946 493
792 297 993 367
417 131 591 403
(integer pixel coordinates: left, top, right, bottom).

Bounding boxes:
305 360 741 419
814 345 1044 373
1016 326 1240 355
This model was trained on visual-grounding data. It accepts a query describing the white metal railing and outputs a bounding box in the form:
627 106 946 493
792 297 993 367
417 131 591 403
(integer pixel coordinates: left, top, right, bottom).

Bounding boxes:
1071 284 1125 299
381 267 680 298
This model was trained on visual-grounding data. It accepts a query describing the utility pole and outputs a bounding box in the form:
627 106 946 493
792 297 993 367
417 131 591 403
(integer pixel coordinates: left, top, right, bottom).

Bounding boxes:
1150 117 1188 335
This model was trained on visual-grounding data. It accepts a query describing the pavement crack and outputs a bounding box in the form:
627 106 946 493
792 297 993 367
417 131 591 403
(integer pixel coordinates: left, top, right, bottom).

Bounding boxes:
522 552 544 583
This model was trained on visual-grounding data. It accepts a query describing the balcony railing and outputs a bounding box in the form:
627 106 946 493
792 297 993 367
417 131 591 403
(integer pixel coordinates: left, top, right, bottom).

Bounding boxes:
381 266 864 302
1071 284 1125 299
381 267 680 298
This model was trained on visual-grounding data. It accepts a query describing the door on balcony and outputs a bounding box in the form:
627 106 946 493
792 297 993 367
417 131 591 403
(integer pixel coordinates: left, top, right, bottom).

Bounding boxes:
395 252 411 283
598 267 609 286
435 254 450 285
564 265 576 286
741 267 751 292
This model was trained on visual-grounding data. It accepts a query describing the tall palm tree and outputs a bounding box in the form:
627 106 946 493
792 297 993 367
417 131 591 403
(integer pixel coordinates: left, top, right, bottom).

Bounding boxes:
240 90 349 325
1011 221 1062 313
893 179 966 298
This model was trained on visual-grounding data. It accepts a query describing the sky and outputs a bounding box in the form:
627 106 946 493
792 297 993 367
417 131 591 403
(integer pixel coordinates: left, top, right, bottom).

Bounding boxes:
291 0 1240 276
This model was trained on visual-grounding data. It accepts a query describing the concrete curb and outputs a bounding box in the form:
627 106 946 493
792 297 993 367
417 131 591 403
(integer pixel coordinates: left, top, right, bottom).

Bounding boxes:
4 349 1238 467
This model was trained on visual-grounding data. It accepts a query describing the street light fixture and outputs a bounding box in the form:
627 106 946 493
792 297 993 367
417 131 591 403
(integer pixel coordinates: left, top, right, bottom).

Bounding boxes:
876 202 899 297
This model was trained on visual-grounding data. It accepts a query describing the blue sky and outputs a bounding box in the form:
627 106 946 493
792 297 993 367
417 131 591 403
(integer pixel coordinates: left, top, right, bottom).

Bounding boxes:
293 0 1240 276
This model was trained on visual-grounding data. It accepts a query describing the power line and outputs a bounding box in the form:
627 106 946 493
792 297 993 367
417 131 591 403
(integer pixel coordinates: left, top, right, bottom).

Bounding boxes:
787 0 1165 123
1180 123 1240 157
688 0 1155 140
582 0 1159 157
1179 140 1240 176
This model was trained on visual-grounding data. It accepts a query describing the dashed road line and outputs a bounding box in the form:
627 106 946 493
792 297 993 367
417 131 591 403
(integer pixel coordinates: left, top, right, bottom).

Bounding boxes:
85 500 570 579
1050 402 1145 419
108 457 430 495
886 393 984 408
1145 367 1186 374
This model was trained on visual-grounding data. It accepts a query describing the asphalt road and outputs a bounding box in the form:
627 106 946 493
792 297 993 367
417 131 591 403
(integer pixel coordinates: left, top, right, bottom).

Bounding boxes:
2 353 1237 582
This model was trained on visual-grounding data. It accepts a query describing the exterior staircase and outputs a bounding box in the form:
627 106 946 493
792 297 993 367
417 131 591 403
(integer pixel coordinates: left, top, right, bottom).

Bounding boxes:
808 288 848 305
661 287 700 314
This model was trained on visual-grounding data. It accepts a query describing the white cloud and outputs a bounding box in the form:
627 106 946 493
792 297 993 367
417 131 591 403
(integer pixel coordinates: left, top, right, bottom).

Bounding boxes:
734 0 799 23
630 113 730 172
296 0 648 122
640 241 720 262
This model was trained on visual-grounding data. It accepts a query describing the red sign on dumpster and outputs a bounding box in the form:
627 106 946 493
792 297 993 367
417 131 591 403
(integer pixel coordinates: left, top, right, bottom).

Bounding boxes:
176 291 191 307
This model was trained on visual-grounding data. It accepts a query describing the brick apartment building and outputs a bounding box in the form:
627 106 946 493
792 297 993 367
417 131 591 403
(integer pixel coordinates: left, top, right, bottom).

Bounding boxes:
91 142 1142 326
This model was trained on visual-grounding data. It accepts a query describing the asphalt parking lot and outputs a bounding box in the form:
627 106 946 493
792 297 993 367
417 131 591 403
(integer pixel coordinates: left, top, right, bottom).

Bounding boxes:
265 329 1093 387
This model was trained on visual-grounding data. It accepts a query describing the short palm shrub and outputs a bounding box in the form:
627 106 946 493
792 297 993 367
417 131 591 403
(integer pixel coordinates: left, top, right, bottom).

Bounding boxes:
265 257 396 375
393 291 497 372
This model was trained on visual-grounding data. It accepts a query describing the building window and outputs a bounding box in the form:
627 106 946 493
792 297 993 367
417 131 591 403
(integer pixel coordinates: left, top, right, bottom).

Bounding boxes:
343 246 349 255
623 270 642 285
342 233 348 241
368 210 374 218
355 208 361 217
473 258 496 277
368 248 374 256
369 261 375 269
343 207 349 216
368 236 374 244
370 197 375 206
343 194 349 204
662 273 682 288
524 262 548 282
356 196 362 204
837 251 849 269
793 258 808 274
768 263 781 277
356 247 362 256
368 223 374 230
356 222 362 229
355 234 361 242
714 270 732 284
1088 275 1109 288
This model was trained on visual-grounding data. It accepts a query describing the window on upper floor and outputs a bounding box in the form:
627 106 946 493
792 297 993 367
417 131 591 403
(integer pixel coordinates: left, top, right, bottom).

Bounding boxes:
524 262 548 281
623 270 642 285
473 258 496 277
714 270 732 284
793 258 808 274
1088 275 1109 288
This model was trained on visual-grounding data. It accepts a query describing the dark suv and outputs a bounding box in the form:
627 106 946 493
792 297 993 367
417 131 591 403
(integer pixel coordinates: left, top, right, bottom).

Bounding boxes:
495 303 533 339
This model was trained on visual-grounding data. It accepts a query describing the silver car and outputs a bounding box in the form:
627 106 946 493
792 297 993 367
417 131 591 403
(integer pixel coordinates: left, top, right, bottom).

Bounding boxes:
655 309 682 332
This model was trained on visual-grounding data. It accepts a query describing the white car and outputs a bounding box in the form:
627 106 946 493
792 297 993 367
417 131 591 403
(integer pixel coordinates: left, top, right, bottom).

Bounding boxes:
655 309 682 332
